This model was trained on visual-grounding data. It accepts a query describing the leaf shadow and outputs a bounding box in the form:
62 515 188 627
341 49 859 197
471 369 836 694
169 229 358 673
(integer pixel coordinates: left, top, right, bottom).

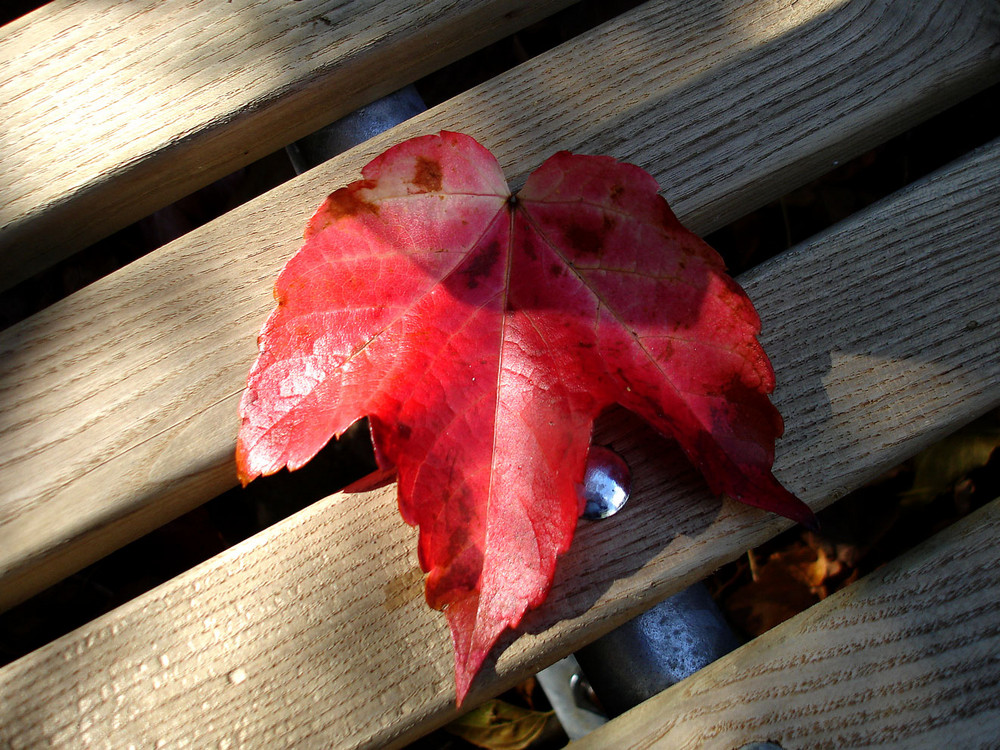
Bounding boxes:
464 327 837 696
464 409 747 694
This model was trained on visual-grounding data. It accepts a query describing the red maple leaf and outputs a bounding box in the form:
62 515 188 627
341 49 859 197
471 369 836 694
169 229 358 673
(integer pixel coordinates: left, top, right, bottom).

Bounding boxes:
236 131 814 702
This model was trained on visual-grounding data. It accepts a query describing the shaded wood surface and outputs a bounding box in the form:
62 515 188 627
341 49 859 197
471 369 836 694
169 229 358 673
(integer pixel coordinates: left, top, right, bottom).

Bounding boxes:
570 497 1000 749
1 129 998 748
2 0 998 611
0 0 577 288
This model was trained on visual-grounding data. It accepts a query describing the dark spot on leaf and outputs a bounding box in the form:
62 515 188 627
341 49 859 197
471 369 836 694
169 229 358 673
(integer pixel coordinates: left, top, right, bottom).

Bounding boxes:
617 368 671 425
324 185 380 220
644 397 670 424
567 214 616 257
412 156 443 192
398 423 412 440
610 184 625 203
463 241 501 289
549 264 563 276
566 222 602 256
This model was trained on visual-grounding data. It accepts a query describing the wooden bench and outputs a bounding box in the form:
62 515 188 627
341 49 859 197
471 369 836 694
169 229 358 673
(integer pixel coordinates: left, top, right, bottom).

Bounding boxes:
1 0 998 746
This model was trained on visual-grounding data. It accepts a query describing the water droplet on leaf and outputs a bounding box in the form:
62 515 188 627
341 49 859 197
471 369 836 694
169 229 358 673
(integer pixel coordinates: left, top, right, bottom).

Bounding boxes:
581 446 631 519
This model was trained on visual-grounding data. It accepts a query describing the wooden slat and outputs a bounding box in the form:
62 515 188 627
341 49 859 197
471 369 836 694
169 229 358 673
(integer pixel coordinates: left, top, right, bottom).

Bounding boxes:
569 498 1000 749
2 0 997 611
0 0 577 289
1 127 998 750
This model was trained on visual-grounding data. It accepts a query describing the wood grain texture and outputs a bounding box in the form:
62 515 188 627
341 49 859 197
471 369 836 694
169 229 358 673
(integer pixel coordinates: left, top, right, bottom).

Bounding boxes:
0 0 577 288
1 131 998 749
2 0 998 611
570 497 1000 750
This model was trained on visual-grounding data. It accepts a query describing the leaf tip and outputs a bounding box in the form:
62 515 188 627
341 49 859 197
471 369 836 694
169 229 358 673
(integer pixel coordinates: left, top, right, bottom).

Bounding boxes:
235 442 254 487
234 428 273 487
798 507 821 533
454 667 475 707
767 489 819 532
452 642 492 707
444 595 511 707
236 464 259 489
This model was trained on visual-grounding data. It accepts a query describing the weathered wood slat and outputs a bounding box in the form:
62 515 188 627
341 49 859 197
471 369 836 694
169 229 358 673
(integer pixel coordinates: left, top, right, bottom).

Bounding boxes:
2 0 997 611
569 497 1000 749
0 0 577 288
1 129 997 749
